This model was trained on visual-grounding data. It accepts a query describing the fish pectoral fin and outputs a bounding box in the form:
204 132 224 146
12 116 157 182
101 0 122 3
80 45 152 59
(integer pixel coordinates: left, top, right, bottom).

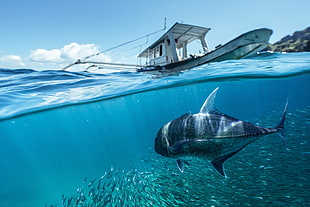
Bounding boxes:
168 139 206 154
168 140 192 154
168 141 186 154
211 147 245 177
176 159 186 173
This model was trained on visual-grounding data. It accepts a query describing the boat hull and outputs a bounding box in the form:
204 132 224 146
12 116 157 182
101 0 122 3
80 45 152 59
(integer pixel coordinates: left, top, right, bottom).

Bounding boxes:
138 28 272 72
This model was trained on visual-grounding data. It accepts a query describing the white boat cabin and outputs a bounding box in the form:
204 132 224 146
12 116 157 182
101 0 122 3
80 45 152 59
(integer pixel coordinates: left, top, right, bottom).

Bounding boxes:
138 23 211 66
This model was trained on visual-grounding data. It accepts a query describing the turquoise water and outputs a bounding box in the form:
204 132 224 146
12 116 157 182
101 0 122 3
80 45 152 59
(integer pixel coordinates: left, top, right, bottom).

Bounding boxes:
0 52 309 206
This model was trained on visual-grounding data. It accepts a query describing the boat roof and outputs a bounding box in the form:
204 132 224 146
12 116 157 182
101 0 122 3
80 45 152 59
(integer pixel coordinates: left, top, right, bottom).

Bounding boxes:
138 23 211 57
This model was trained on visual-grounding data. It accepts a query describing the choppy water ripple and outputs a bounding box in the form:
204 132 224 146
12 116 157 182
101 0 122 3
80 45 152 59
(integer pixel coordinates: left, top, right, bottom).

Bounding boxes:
57 107 310 207
0 52 310 120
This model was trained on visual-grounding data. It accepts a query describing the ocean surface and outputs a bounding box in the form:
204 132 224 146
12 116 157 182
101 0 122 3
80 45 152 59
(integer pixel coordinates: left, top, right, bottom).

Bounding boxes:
0 52 309 206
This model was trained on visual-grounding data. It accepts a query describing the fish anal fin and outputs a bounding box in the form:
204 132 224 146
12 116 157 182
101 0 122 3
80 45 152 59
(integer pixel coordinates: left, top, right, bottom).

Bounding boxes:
211 159 226 177
211 146 245 177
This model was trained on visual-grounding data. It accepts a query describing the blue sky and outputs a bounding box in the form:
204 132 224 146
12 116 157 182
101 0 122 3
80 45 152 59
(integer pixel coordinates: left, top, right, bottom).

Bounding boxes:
0 0 309 69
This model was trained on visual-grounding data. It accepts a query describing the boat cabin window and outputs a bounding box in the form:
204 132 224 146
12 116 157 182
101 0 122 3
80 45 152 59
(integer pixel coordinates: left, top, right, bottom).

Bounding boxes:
155 47 159 58
153 44 164 58
159 45 163 56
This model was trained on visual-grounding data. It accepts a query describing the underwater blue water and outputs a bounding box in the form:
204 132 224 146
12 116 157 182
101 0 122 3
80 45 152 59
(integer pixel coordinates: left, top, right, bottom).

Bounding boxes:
0 52 309 206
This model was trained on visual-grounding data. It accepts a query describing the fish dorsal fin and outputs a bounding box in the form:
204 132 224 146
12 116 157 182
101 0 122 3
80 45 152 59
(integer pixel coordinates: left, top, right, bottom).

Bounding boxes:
199 87 219 114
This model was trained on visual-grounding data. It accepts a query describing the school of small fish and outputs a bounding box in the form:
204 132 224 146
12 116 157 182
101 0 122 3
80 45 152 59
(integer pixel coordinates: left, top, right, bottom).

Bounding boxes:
50 107 309 207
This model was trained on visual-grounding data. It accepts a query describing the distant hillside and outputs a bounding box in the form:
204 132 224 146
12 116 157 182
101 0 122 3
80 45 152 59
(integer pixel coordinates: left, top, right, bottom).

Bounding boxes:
266 26 310 52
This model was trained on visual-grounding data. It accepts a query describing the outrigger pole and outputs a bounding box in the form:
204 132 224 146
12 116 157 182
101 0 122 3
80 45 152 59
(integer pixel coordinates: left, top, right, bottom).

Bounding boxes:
63 60 145 71
71 60 144 69
63 21 167 71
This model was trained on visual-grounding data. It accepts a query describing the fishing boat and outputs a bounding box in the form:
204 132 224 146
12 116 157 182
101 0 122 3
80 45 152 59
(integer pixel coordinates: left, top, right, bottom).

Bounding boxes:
64 23 272 73
137 23 273 72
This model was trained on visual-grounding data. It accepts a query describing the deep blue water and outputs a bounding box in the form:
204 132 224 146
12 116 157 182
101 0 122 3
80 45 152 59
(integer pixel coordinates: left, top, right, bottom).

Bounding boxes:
0 52 309 206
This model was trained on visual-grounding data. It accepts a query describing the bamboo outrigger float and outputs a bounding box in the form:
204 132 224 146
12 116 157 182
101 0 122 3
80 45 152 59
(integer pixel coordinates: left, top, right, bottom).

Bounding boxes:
64 23 273 73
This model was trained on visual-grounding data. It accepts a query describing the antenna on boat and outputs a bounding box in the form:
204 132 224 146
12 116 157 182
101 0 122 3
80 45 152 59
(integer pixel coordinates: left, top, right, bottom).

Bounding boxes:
164 18 167 31
63 24 166 71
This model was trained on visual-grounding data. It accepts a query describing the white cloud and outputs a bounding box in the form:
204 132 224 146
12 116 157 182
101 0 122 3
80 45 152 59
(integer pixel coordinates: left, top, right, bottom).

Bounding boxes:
60 43 99 60
29 43 100 63
0 43 114 70
0 55 25 68
29 49 62 62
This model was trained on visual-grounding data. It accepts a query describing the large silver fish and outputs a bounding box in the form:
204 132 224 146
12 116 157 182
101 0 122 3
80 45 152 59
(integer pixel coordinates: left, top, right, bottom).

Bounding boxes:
154 87 288 177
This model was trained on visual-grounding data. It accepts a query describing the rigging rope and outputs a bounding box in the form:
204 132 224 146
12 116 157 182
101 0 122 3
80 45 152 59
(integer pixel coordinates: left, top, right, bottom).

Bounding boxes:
63 26 166 70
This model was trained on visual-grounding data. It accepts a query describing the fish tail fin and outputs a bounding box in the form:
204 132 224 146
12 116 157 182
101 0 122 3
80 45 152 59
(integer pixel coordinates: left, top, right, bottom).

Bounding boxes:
275 99 289 148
